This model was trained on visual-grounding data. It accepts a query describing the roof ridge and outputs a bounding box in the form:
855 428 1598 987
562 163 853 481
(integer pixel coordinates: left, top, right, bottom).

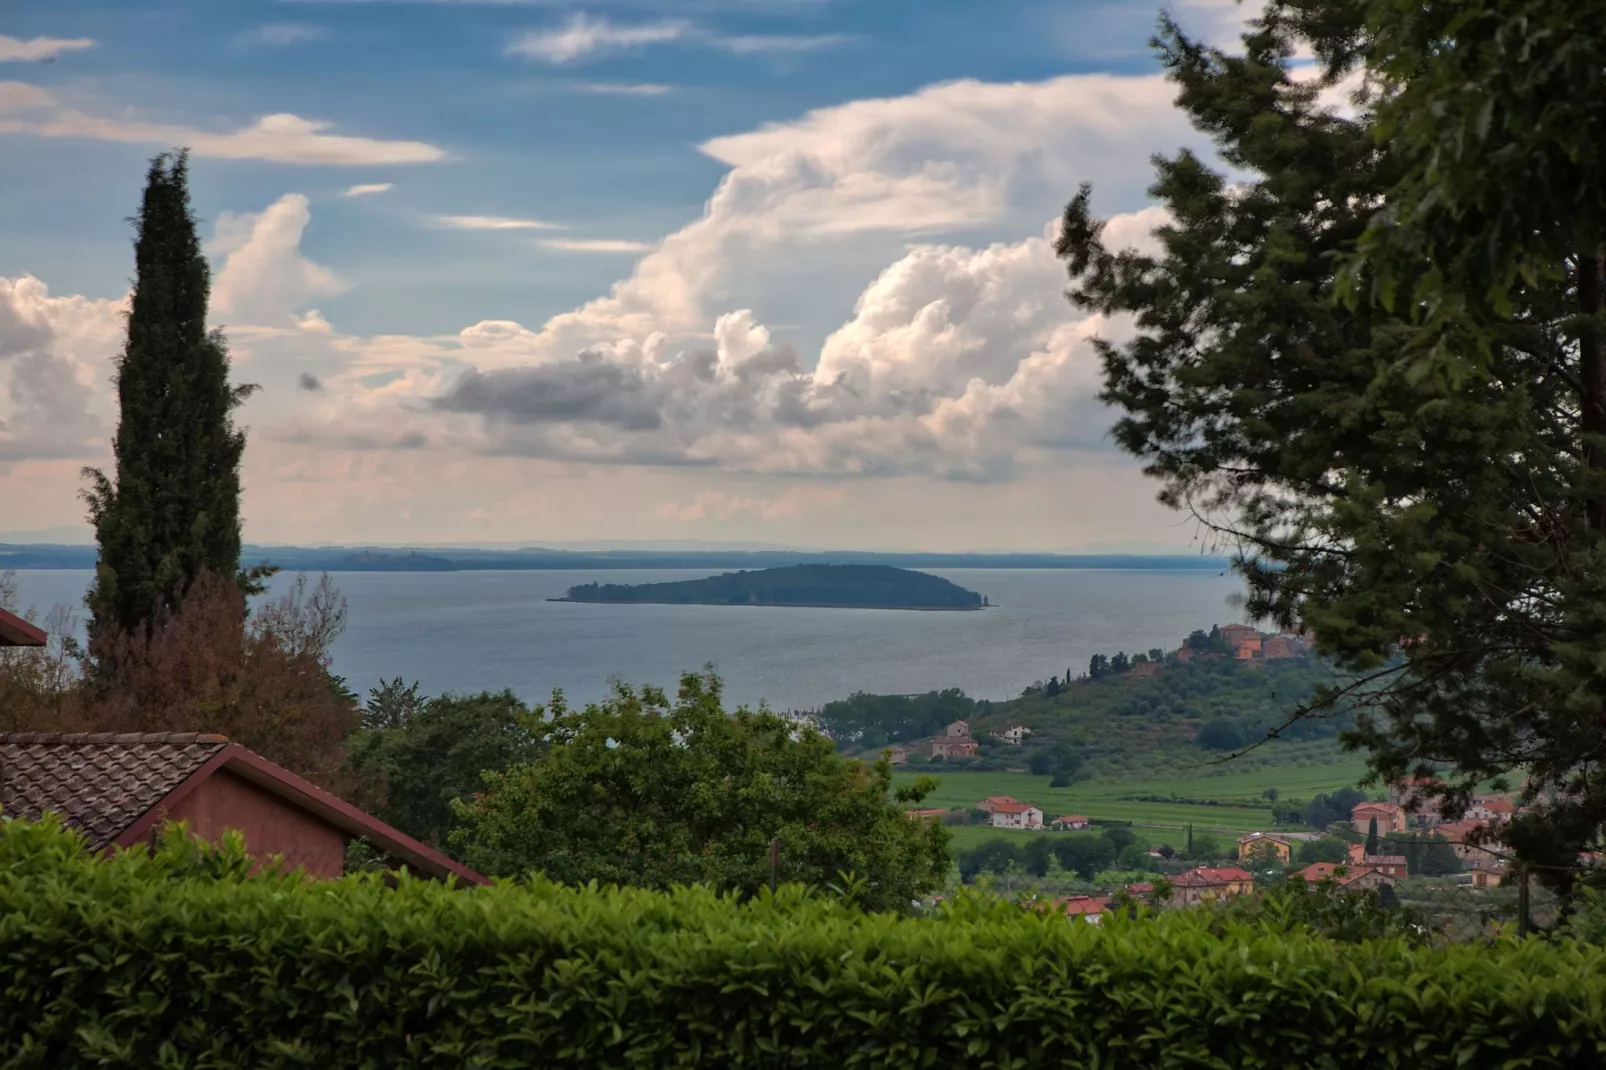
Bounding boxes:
0 732 230 745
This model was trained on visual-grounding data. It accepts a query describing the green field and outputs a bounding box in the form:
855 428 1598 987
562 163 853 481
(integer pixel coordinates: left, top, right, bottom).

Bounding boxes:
940 824 1170 850
897 759 1373 835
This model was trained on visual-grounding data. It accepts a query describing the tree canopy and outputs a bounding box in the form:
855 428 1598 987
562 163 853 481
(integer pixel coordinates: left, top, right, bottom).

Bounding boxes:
451 672 950 911
1057 0 1606 873
348 686 542 853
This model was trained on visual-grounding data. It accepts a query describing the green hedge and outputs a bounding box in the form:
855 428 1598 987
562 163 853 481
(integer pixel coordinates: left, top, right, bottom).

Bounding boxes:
2 817 1604 1068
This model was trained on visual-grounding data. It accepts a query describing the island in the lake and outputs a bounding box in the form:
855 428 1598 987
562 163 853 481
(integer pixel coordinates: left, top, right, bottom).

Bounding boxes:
552 564 989 611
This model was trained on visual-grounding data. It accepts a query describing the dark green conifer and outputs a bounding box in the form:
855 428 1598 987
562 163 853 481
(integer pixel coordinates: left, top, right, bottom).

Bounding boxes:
83 151 264 655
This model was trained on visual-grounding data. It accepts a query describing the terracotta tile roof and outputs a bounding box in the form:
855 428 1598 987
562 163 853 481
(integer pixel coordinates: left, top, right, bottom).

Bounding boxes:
0 732 227 850
990 802 1038 815
1352 801 1400 815
1055 814 1089 823
1299 862 1342 881
1055 895 1111 915
1173 866 1253 887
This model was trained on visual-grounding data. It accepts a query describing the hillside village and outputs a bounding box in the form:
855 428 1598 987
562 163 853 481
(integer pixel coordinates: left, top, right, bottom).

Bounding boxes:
909 774 1540 924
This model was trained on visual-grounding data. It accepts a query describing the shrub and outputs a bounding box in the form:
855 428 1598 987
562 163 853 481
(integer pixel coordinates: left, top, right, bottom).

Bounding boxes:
4 818 1606 1068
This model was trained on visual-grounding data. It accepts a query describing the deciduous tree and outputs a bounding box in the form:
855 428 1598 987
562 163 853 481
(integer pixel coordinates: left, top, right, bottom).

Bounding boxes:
452 672 950 910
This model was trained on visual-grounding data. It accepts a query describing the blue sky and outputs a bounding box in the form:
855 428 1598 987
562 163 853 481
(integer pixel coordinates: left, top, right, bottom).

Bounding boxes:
0 0 1259 550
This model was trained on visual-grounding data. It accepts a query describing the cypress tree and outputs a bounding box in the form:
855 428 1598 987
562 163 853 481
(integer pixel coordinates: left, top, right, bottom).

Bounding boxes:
83 150 264 657
1365 817 1380 857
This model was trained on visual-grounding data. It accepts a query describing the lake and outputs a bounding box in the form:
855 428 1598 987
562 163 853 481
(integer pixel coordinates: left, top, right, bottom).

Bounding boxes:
9 568 1245 712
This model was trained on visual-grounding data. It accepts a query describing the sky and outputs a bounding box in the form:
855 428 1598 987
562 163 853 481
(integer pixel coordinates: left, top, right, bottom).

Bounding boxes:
0 0 1264 552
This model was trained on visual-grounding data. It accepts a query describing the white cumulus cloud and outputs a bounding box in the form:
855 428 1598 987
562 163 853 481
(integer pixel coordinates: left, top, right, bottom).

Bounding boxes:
344 182 393 197
212 195 346 326
0 275 119 463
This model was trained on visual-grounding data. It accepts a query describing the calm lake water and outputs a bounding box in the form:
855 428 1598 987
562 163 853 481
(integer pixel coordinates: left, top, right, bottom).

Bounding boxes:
10 568 1245 712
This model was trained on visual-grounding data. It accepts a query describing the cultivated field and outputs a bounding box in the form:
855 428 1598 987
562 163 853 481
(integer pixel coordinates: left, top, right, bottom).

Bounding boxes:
896 759 1374 835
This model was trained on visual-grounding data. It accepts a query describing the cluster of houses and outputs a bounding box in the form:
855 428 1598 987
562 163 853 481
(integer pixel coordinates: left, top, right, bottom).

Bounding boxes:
904 795 1090 831
1176 623 1309 665
887 719 1030 764
1356 779 1524 874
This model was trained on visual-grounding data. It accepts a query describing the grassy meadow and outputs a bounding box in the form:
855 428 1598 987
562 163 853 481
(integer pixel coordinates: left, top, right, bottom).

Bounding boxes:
896 758 1374 836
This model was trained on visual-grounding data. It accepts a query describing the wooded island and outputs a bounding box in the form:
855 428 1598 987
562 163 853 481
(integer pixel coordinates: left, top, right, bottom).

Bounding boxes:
553 564 988 610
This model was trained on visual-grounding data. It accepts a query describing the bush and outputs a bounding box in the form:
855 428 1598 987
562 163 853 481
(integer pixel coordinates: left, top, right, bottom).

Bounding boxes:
4 817 1606 1068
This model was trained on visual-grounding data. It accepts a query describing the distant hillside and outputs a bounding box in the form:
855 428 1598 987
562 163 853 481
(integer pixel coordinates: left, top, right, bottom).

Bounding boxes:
554 565 987 610
0 543 1229 573
807 648 1350 782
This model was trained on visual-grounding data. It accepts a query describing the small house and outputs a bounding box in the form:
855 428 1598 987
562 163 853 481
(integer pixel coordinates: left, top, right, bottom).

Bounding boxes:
1051 814 1091 831
929 739 978 760
1351 801 1408 835
999 724 1030 746
988 802 1044 830
944 720 971 739
1298 862 1344 887
1336 866 1393 891
0 732 484 884
1468 796 1516 824
1054 895 1111 924
1170 866 1254 906
884 745 909 765
1260 636 1300 660
1389 775 1446 824
1236 832 1291 863
1344 843 1409 877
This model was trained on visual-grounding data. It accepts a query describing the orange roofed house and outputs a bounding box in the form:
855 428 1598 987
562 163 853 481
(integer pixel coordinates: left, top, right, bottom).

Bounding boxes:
988 802 1044 830
1237 832 1291 863
1218 624 1262 660
1351 801 1408 835
1170 866 1254 906
0 732 485 884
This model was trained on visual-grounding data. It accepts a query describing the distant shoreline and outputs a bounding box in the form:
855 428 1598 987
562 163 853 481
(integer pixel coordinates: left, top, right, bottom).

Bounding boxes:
549 597 988 611
0 543 1232 574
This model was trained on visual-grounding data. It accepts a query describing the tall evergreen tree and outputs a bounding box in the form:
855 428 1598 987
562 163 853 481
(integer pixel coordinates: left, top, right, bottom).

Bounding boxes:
83 151 264 657
1365 817 1379 857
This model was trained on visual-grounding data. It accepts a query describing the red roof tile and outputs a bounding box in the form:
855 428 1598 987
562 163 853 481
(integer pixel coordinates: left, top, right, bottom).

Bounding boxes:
0 732 486 885
0 732 228 849
1055 895 1111 915
990 802 1038 815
